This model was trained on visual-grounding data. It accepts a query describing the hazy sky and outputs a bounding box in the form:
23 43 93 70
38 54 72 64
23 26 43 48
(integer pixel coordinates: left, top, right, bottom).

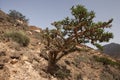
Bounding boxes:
0 0 120 47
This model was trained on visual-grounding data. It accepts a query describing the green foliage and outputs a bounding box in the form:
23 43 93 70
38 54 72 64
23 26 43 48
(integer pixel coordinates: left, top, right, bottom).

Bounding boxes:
93 56 120 67
94 43 103 51
5 31 30 47
51 5 113 49
41 4 113 73
8 10 29 23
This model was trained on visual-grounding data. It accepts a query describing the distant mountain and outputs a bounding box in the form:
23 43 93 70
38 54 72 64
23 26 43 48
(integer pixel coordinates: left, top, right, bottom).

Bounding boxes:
102 43 120 59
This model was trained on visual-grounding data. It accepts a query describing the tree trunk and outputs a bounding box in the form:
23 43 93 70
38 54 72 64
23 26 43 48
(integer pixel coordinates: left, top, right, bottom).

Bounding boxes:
47 51 58 74
47 58 57 74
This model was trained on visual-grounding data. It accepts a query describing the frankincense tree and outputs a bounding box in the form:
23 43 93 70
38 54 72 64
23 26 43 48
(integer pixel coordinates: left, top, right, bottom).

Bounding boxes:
41 5 113 73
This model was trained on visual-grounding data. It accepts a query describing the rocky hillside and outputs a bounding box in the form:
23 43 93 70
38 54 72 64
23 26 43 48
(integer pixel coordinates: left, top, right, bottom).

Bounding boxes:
102 43 120 59
0 10 120 80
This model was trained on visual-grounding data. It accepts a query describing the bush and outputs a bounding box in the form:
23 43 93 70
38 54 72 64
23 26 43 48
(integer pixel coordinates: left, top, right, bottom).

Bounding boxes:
5 31 30 46
8 10 29 23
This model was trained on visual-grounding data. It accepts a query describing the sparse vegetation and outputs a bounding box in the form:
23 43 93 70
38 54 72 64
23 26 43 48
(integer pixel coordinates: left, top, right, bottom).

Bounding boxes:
41 4 113 74
100 66 120 80
4 31 30 47
73 55 88 67
93 55 120 67
54 66 70 79
8 10 29 23
75 74 82 80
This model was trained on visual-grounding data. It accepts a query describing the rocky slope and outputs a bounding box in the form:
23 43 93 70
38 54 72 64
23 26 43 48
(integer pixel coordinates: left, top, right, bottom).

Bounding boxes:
0 10 120 80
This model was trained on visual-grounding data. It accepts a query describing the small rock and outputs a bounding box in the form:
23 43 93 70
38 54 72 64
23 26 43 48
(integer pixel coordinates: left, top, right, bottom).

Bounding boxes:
10 59 18 64
10 53 20 59
0 64 4 69
0 51 6 56
65 60 71 65
22 56 28 61
10 56 19 59
12 70 17 73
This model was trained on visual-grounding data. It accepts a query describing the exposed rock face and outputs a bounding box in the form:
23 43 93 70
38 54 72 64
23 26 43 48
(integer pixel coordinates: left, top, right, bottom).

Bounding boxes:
0 41 57 80
7 61 47 80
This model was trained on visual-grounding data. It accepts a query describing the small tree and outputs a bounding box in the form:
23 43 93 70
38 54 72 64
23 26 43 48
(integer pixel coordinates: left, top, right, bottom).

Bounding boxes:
8 10 29 23
41 5 113 73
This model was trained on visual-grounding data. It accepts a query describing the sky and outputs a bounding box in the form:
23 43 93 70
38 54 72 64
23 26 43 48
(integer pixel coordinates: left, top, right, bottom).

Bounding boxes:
0 0 120 47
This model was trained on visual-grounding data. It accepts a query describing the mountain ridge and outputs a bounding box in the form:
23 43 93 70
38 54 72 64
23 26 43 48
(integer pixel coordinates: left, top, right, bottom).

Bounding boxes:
102 42 120 59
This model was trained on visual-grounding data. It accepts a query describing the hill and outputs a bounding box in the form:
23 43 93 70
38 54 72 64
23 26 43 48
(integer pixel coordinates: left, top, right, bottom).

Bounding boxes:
102 43 120 59
0 10 120 80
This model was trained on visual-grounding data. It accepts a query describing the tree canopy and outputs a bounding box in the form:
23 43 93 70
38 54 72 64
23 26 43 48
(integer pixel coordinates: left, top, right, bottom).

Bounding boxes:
51 5 113 49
